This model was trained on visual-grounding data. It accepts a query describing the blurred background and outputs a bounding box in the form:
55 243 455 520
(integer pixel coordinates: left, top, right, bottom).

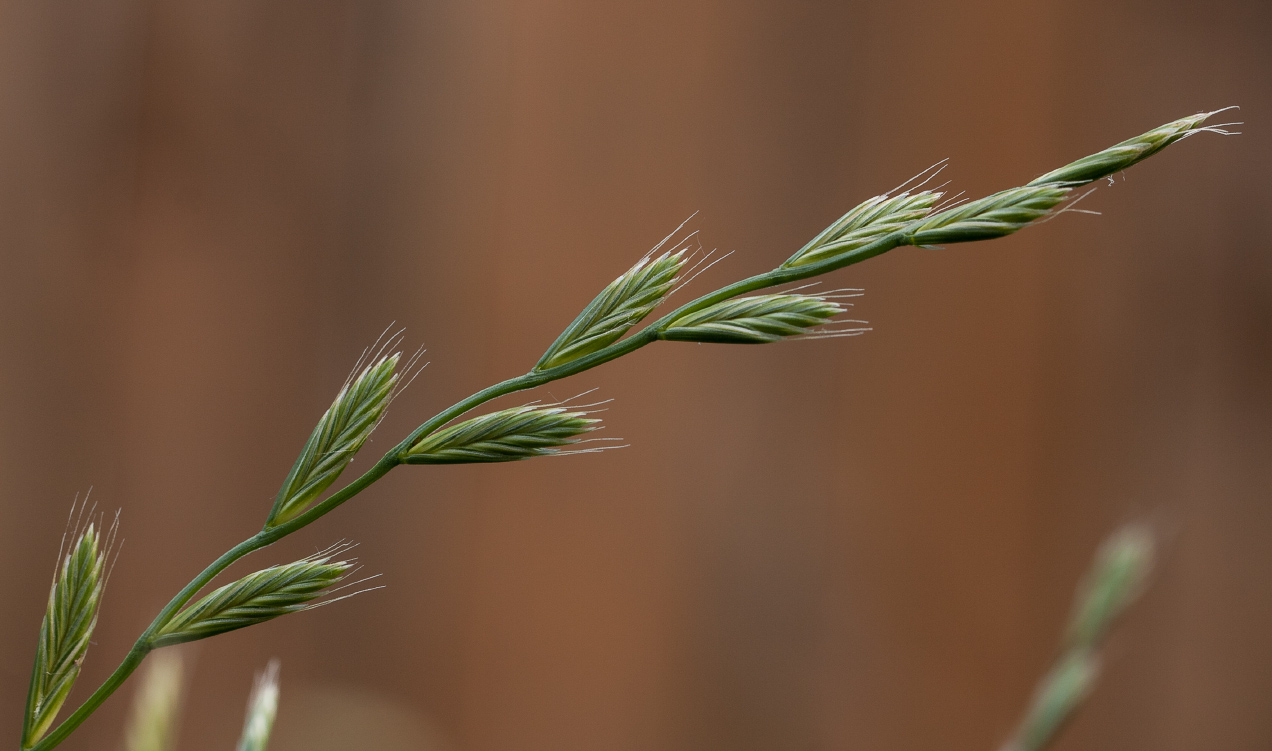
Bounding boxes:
0 0 1269 749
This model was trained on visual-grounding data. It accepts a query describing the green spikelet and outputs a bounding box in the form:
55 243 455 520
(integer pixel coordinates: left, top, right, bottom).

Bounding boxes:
903 186 1070 246
659 294 845 344
151 557 353 648
268 354 399 526
784 191 941 268
538 250 689 370
23 523 108 749
1028 110 1230 187
403 405 601 464
1064 525 1154 650
1005 649 1100 751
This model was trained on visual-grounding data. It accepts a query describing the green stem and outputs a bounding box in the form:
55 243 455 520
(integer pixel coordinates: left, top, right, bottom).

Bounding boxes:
27 232 912 751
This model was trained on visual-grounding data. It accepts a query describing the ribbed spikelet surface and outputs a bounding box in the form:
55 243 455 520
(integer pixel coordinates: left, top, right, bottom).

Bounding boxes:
660 294 844 344
904 186 1070 246
537 250 688 370
404 405 600 464
785 192 941 268
152 557 352 647
269 355 399 526
23 524 107 749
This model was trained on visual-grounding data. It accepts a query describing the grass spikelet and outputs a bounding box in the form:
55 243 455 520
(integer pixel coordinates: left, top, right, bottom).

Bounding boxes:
151 555 353 647
903 186 1070 246
1001 524 1156 751
1005 649 1100 751
659 293 844 344
403 405 602 464
1064 524 1154 650
124 650 185 751
267 354 400 526
1028 109 1237 187
22 518 111 749
783 191 941 268
537 249 689 370
236 660 281 751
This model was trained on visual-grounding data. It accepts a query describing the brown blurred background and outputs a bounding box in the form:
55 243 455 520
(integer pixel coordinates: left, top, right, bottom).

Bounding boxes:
0 1 1269 749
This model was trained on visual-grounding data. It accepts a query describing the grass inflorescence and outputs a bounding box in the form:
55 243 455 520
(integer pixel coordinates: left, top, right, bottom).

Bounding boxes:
14 109 1234 751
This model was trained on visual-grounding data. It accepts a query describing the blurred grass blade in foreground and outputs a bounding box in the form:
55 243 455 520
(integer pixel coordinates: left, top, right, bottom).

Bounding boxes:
784 191 942 268
124 650 185 751
237 660 281 751
659 293 848 343
1001 524 1155 751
